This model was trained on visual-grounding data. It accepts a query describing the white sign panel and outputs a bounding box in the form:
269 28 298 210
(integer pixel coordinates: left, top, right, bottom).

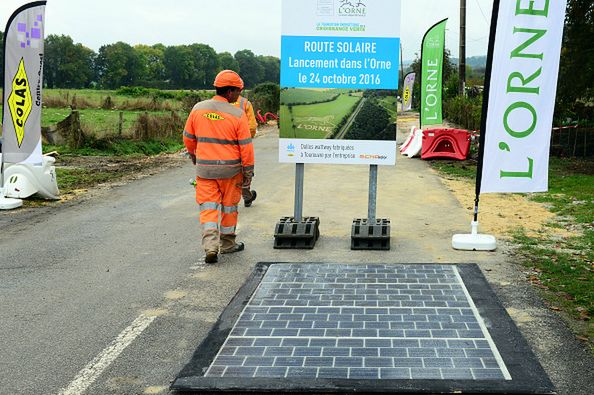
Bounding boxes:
481 0 567 193
279 138 396 164
280 0 402 165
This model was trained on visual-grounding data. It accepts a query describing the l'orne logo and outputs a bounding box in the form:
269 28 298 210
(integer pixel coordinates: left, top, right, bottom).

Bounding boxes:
338 0 367 16
8 58 32 147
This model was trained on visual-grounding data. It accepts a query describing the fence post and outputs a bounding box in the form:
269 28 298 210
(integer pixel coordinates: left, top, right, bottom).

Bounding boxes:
118 112 124 137
143 111 149 140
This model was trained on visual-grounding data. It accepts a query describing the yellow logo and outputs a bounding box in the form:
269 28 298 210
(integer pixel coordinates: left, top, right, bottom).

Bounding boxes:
403 86 411 105
8 58 32 147
203 113 224 121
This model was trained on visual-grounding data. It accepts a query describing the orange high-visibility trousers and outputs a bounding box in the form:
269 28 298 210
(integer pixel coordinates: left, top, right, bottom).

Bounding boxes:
195 173 243 250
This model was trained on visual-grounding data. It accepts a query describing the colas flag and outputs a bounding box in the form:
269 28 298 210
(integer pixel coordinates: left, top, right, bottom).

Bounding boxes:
2 1 46 165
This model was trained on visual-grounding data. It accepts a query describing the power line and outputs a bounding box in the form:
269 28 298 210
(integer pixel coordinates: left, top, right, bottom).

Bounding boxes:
474 0 490 24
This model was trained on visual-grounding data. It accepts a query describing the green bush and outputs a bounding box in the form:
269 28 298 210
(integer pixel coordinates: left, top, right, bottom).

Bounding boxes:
116 86 177 100
443 95 483 131
251 82 280 114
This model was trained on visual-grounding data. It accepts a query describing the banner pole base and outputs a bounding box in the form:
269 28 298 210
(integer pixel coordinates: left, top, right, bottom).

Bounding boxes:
0 188 23 210
452 221 496 251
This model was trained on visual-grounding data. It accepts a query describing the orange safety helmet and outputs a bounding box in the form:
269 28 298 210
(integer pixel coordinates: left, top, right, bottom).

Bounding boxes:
213 70 244 89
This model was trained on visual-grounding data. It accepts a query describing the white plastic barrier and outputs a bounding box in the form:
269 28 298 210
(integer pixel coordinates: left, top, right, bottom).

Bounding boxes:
399 126 417 153
402 128 423 158
3 155 60 199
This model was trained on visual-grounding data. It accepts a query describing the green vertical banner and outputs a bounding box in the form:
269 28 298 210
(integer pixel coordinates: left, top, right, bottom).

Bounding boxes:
420 19 447 128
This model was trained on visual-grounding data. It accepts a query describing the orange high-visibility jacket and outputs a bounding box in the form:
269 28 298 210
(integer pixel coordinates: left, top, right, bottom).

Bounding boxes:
184 96 254 180
233 96 257 138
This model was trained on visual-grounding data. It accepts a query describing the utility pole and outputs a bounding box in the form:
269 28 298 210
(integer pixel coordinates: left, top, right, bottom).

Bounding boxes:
459 0 466 96
400 42 404 88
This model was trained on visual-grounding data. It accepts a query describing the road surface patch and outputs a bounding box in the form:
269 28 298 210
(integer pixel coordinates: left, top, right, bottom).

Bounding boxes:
172 263 554 394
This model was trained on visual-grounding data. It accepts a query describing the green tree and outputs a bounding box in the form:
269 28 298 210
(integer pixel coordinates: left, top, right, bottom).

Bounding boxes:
557 0 594 122
95 42 142 89
346 100 391 140
135 44 166 87
163 45 195 89
218 51 239 72
190 43 220 88
258 55 280 83
44 34 96 88
234 49 264 88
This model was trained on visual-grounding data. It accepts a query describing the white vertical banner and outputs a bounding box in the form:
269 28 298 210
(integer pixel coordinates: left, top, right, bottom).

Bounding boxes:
2 1 46 165
480 0 567 193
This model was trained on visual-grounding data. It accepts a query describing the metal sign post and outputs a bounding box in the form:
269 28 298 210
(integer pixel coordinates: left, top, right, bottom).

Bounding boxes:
294 163 304 222
274 163 320 249
351 165 391 250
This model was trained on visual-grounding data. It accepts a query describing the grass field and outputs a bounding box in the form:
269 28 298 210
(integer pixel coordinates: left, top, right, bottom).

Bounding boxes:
432 157 594 351
280 94 361 139
280 88 340 105
42 88 210 111
42 107 182 138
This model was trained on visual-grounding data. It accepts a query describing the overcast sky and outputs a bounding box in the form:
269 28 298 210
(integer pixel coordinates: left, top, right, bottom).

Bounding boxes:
0 0 494 61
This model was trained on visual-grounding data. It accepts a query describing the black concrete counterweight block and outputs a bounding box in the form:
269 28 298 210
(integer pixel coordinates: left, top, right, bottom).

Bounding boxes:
274 216 320 249
351 218 391 250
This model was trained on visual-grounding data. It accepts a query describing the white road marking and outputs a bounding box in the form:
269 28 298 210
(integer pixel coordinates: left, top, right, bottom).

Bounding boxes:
453 266 512 380
57 314 156 395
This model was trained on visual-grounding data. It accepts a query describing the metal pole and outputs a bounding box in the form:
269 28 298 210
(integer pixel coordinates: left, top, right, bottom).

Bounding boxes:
459 0 467 96
400 42 404 88
368 165 378 222
294 163 304 222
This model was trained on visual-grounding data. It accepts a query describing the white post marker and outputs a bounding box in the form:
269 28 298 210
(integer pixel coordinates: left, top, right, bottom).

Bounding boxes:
452 220 496 251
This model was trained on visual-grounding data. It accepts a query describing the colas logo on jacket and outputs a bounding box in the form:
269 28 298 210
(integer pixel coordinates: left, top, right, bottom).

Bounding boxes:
8 58 32 147
203 113 225 121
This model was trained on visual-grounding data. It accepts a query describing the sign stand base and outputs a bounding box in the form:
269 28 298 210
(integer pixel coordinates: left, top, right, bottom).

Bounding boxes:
274 216 320 249
351 218 390 250
452 221 496 251
351 165 391 250
274 164 320 249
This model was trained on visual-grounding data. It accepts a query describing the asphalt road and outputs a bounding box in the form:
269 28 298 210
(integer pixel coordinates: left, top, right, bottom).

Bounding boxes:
1 126 593 395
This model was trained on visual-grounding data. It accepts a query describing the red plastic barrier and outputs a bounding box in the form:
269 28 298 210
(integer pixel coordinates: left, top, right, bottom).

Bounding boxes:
264 112 279 121
256 110 266 124
421 128 471 160
256 110 279 124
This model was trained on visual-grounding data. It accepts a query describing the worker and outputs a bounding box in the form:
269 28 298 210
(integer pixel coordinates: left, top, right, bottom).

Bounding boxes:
231 89 258 207
183 70 255 264
233 95 257 138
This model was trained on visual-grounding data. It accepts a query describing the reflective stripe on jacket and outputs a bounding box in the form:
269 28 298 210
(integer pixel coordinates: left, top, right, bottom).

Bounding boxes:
233 96 257 138
183 95 254 179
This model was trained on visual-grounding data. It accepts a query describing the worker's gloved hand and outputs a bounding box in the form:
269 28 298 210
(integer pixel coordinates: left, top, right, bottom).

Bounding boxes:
189 153 196 165
242 188 257 207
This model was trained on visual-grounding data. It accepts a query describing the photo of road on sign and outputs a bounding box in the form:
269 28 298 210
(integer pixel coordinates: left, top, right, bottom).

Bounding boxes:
280 88 397 141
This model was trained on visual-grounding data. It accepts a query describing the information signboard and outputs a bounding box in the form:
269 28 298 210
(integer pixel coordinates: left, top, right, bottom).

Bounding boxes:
280 0 402 165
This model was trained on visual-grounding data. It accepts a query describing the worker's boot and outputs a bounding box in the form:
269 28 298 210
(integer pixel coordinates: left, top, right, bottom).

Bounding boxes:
220 234 245 254
202 229 219 264
243 189 257 207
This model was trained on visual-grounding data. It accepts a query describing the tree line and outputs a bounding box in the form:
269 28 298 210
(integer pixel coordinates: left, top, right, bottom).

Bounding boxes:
0 33 280 90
